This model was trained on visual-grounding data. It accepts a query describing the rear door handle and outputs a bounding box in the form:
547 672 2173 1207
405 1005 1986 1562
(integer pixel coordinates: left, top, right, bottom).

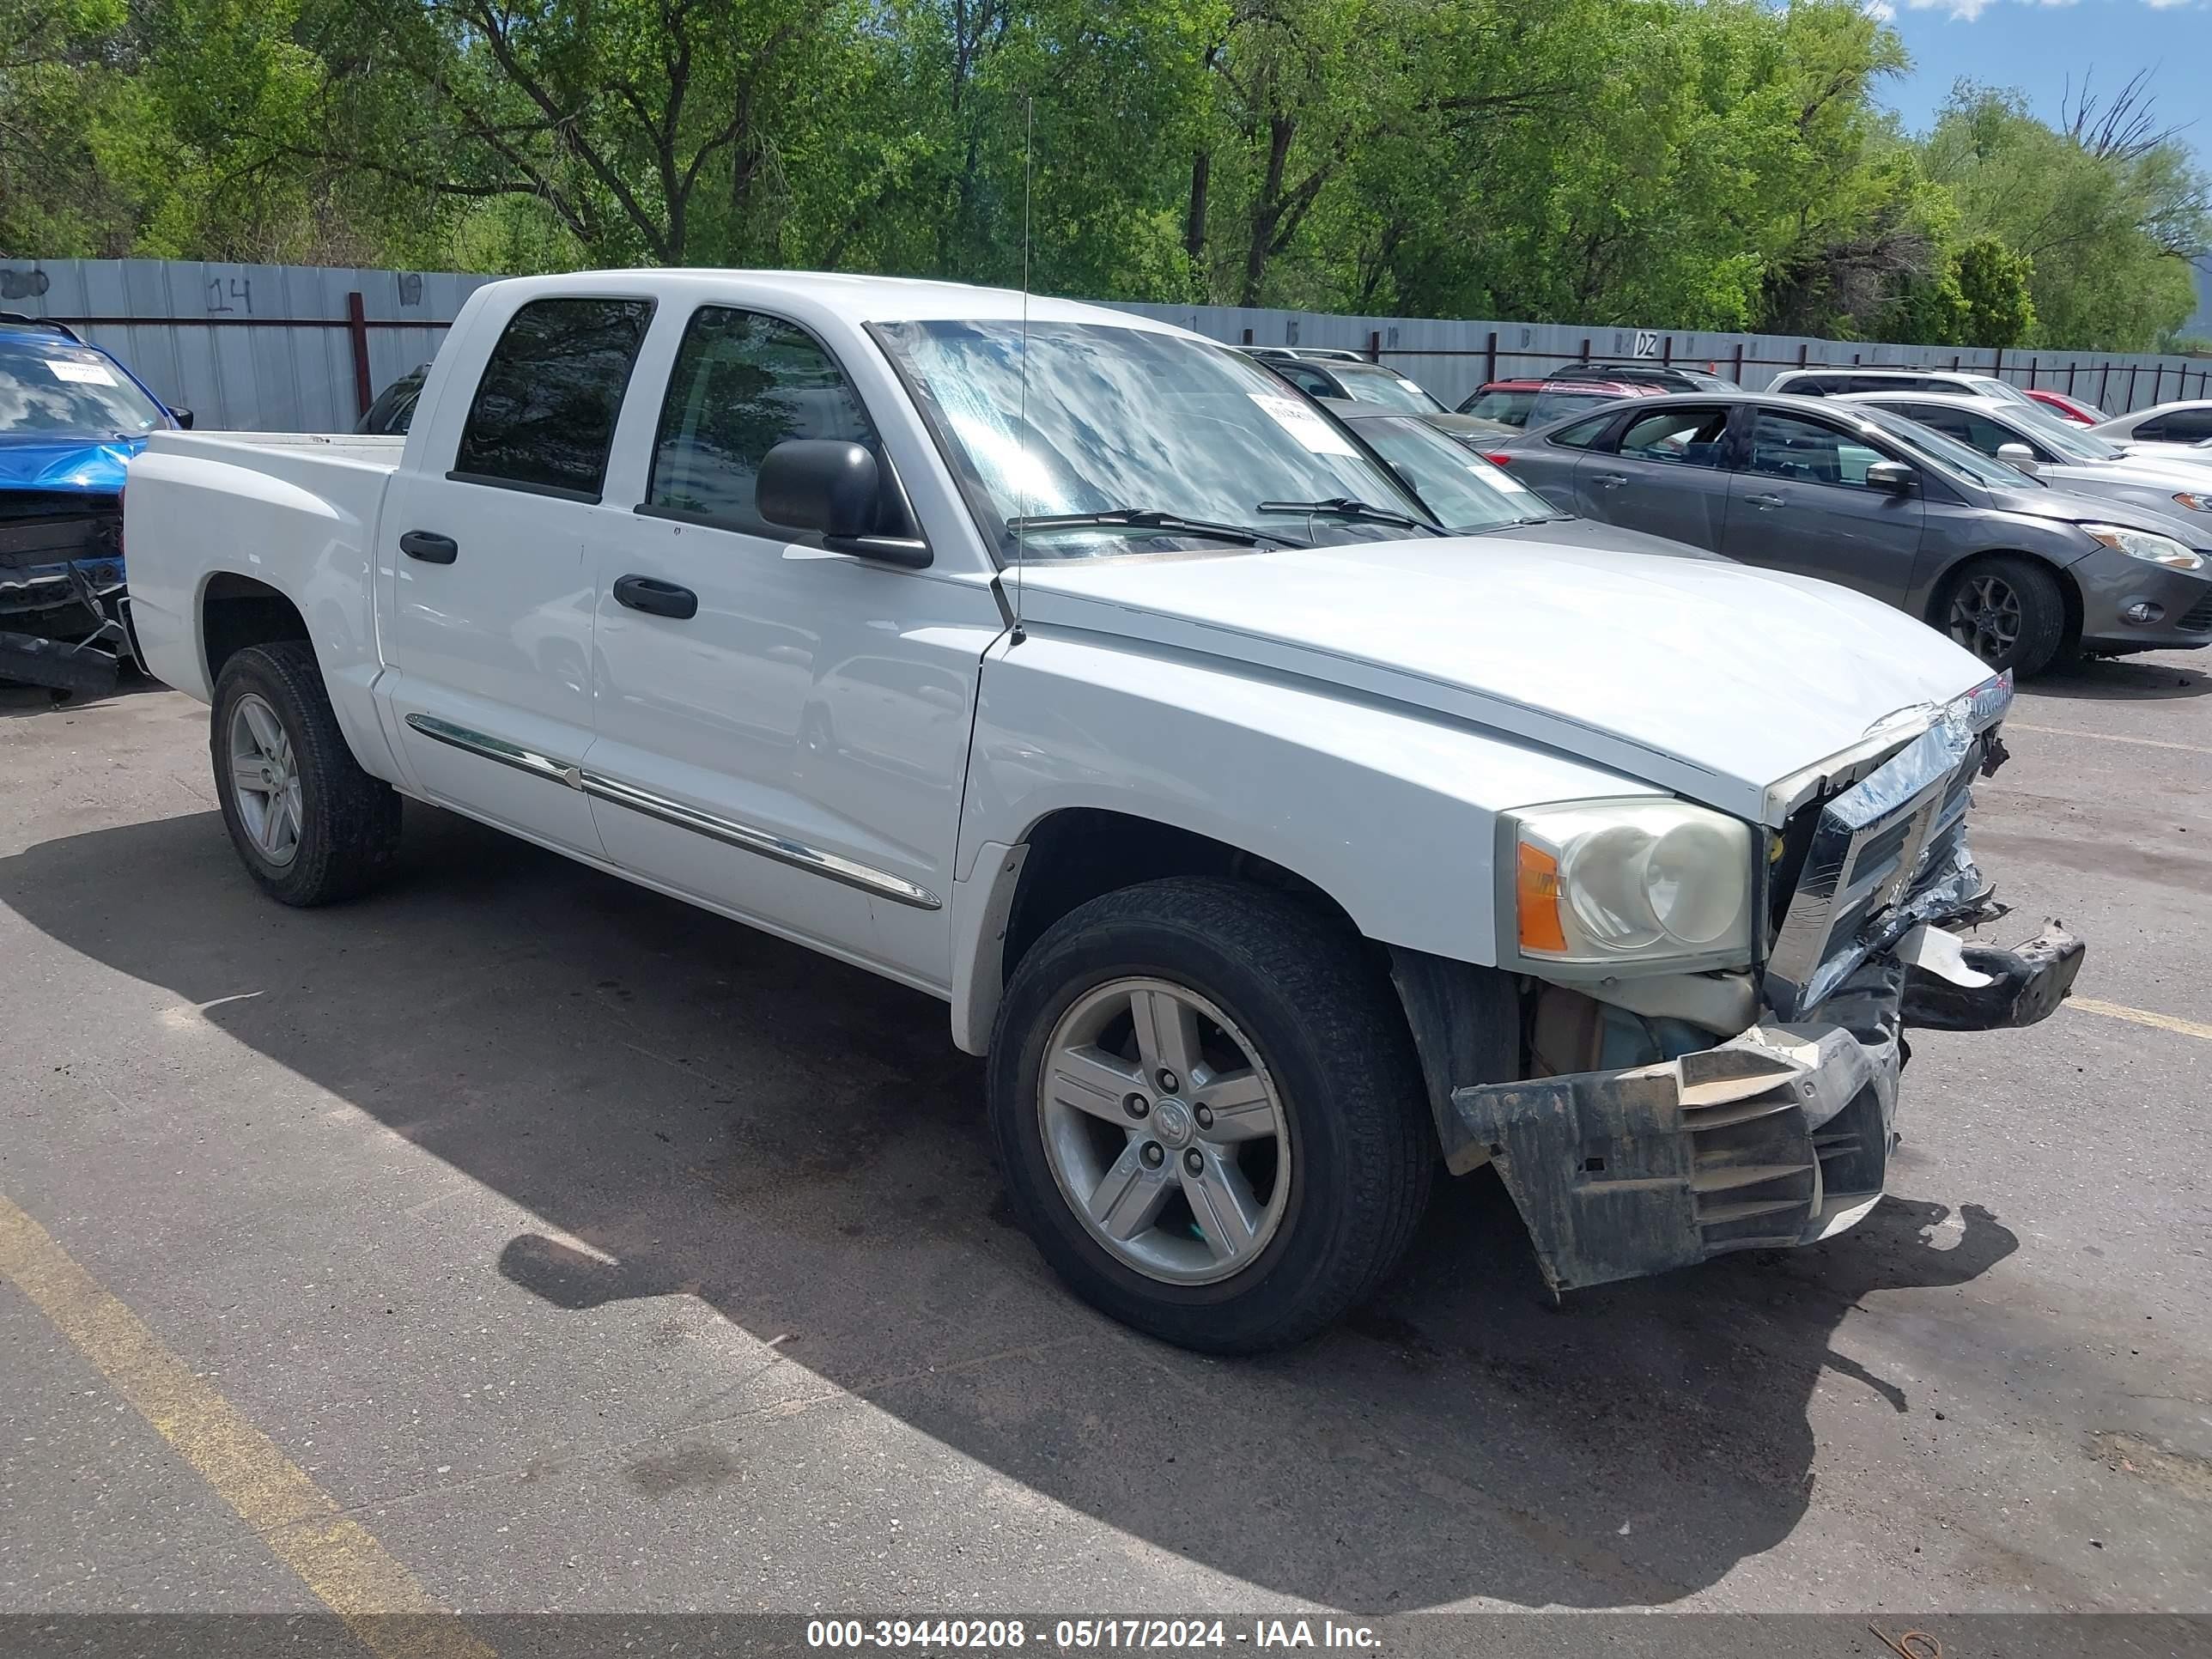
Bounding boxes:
612 574 699 620
1744 492 1785 508
399 530 458 564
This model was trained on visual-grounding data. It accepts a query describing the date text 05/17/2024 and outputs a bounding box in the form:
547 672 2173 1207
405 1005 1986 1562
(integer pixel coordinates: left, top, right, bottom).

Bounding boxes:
804 1619 1382 1650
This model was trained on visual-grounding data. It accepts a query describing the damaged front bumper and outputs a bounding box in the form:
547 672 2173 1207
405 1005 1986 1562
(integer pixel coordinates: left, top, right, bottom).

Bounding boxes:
1443 925 2082 1296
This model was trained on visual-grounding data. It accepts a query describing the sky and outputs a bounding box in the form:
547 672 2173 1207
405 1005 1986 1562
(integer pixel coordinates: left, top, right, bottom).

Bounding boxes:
1869 0 2209 143
1869 0 2212 330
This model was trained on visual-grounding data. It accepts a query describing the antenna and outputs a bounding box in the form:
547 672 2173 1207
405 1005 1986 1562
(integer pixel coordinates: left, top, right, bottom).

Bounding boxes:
1012 93 1034 643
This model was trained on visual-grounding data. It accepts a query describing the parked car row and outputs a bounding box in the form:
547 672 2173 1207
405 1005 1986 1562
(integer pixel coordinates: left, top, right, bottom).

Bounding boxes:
1224 349 2212 678
121 270 2085 1352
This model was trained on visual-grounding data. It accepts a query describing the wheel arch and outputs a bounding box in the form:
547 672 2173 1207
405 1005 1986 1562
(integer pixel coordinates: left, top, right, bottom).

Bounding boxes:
200 570 310 689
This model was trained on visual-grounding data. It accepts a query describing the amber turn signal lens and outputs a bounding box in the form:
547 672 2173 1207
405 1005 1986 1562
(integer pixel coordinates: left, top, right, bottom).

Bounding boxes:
1516 840 1567 955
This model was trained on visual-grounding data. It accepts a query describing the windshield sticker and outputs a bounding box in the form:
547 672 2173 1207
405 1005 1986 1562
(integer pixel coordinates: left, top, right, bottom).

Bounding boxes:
47 359 119 386
1480 464 1535 495
1248 392 1358 456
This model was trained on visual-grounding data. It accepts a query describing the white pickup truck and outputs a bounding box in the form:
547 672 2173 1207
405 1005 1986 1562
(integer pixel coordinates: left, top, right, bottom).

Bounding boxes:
123 270 2083 1352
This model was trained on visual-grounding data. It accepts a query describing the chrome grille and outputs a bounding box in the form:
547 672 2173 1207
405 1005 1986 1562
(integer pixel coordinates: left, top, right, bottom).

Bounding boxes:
1765 713 1987 1020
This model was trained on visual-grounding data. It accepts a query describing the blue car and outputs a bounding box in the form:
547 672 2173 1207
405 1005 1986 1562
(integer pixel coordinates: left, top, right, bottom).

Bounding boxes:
1 313 190 689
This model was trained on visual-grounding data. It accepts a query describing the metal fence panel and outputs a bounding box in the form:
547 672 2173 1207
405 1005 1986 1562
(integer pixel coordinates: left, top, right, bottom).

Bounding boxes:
4 257 2208 430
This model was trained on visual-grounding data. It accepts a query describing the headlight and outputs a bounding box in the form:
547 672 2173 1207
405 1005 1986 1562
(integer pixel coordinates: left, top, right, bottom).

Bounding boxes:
1509 801 1754 969
2172 492 2212 515
2082 521 2205 571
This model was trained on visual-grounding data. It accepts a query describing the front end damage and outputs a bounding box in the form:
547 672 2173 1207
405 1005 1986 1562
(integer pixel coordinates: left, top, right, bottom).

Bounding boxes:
0 489 136 696
1419 678 2085 1295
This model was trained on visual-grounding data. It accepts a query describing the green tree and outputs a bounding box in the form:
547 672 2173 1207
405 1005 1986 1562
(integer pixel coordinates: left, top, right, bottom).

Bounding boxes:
1951 235 2035 347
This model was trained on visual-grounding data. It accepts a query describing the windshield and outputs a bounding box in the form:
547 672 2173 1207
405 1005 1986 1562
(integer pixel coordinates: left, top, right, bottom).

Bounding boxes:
873 319 1427 561
1335 367 1444 415
1346 416 1564 531
1856 404 2038 489
0 337 167 438
2008 403 2124 461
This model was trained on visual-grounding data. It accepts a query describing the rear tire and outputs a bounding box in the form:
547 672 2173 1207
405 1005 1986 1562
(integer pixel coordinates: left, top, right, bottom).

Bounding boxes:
1941 556 2068 677
988 878 1433 1353
211 642 401 906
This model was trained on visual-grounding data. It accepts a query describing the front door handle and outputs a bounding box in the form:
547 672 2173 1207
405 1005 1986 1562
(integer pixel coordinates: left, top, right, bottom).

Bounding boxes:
399 530 458 564
1744 492 1785 509
1591 472 1627 488
612 574 699 620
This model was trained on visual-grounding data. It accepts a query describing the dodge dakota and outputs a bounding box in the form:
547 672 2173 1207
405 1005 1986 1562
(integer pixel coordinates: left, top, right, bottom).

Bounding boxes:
121 271 2084 1352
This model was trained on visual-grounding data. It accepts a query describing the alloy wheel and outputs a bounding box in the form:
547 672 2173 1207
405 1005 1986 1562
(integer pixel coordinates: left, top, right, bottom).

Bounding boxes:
1948 573 2023 663
228 691 303 867
1036 976 1292 1285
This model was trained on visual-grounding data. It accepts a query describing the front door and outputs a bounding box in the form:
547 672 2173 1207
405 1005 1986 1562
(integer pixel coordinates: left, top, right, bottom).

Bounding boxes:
1721 410 1924 604
581 304 1000 991
1577 404 1735 550
377 292 655 856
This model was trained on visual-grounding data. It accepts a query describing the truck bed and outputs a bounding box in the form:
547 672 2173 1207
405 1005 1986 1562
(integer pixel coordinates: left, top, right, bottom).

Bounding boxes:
124 430 405 707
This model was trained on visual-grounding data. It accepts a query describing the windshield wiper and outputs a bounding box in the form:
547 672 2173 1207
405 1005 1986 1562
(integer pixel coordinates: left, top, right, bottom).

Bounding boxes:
1255 497 1444 534
1005 508 1296 548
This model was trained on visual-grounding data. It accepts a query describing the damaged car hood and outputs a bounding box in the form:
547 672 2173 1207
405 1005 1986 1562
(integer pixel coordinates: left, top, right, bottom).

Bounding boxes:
0 435 140 496
1012 536 1993 823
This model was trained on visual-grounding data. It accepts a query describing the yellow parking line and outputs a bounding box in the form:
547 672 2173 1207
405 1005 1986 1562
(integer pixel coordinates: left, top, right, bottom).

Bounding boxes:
2008 722 2212 757
2068 998 2212 1042
0 1194 495 1659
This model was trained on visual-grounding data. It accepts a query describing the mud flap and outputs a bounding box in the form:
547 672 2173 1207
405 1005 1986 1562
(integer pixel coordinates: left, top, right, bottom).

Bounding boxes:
1443 1024 1898 1293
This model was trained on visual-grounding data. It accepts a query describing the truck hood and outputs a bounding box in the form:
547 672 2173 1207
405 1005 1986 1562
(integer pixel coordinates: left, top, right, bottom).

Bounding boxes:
0 434 141 496
1012 534 1993 824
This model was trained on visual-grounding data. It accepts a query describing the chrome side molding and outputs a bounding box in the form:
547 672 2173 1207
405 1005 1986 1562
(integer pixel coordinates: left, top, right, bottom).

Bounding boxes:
400 712 941 911
404 713 578 789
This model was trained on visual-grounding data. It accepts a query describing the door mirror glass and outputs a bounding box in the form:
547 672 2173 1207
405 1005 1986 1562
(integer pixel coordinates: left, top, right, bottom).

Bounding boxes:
758 439 879 538
1864 459 1917 492
1995 442 2038 473
167 405 195 429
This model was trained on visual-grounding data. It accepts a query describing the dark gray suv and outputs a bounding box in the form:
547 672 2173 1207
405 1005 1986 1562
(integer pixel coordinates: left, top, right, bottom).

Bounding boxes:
1488 391 2212 675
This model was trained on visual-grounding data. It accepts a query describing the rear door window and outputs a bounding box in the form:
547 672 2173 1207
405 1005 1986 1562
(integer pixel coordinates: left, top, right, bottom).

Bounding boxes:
644 306 881 533
1619 407 1729 466
452 297 654 500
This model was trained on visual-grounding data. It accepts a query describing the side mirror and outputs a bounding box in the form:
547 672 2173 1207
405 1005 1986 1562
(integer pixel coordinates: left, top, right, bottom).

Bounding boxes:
757 439 929 568
168 406 195 429
1995 441 2038 474
1864 459 1917 493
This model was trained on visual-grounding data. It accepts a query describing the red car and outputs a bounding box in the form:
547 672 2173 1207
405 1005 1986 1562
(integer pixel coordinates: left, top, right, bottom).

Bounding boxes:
2024 387 2109 426
1456 375 1666 432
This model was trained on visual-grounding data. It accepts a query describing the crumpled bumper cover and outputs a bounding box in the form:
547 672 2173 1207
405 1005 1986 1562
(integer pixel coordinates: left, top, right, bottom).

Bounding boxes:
1446 924 2081 1294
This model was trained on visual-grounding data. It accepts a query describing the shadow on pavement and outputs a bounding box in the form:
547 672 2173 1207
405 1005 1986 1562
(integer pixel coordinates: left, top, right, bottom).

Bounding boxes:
2028 655 2210 702
2 804 2025 1609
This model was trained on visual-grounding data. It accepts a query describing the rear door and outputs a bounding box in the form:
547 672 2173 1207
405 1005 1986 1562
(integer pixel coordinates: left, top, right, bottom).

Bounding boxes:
1576 403 1735 551
1721 409 1923 602
376 291 654 854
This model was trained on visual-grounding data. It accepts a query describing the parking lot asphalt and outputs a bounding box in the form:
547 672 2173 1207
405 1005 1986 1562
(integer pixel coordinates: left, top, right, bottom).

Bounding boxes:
0 652 2207 1625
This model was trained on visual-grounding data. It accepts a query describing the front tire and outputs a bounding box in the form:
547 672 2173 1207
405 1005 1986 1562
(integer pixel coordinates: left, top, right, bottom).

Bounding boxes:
988 878 1433 1353
211 642 401 906
1942 556 2068 676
